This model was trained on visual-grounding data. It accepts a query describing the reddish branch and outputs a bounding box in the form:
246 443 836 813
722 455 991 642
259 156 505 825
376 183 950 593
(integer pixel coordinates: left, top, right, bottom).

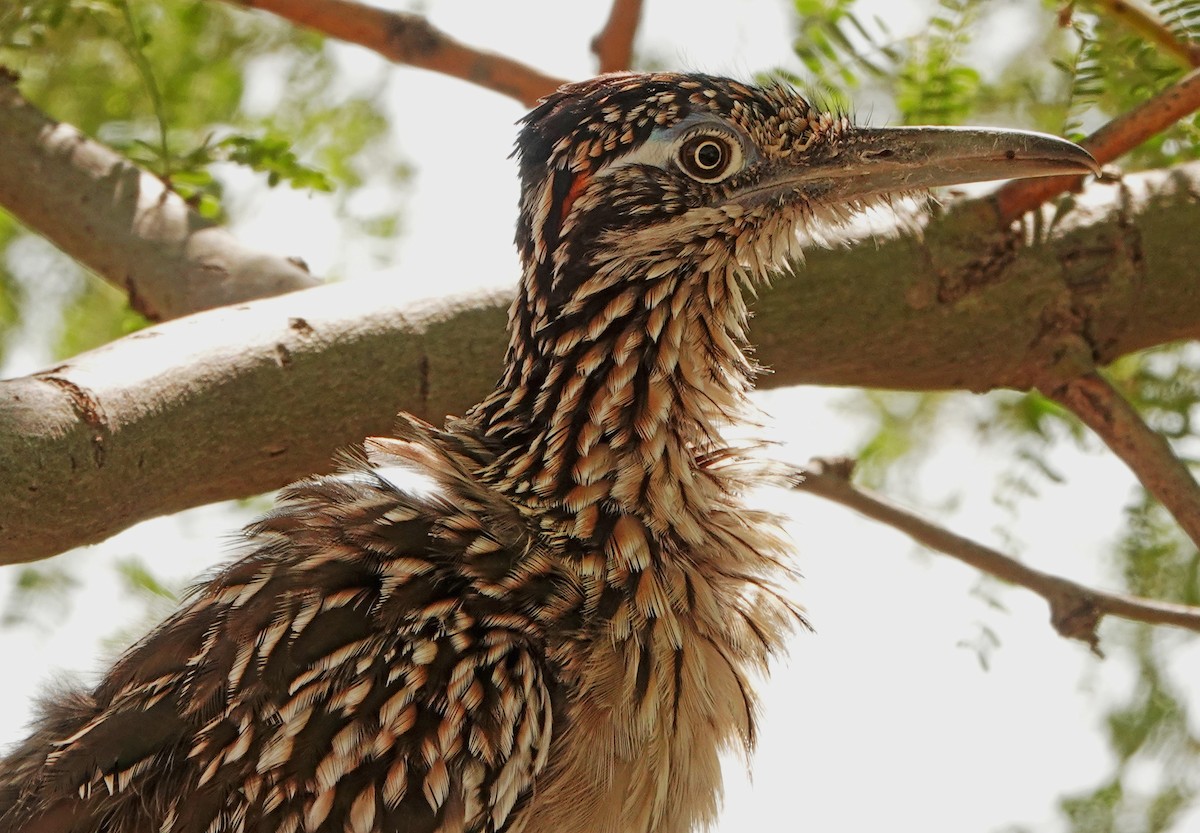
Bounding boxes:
0 73 318 320
1042 372 1200 550
222 2 1200 227
591 0 644 73
794 458 1200 649
226 0 566 106
995 66 1200 221
1084 0 1200 68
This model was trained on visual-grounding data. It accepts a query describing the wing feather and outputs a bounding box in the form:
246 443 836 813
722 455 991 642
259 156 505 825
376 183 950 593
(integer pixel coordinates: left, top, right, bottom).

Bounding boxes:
0 422 559 833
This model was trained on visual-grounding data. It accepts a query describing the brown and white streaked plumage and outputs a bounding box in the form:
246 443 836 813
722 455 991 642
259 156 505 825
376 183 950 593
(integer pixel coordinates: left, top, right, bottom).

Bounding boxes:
0 72 1096 833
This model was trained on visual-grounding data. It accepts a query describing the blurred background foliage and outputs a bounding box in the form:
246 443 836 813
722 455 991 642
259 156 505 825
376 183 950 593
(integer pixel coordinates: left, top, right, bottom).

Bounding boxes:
1 0 1198 830
0 0 408 362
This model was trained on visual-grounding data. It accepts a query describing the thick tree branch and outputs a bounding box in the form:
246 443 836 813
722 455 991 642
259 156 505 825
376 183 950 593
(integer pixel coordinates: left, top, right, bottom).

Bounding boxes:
224 0 566 106
0 283 511 564
591 0 644 73
793 458 1200 649
1042 371 1200 549
0 73 319 321
3 162 1200 564
995 66 1200 221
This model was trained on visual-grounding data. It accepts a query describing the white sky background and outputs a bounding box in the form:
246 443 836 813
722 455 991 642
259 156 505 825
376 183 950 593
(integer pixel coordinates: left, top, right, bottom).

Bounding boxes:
3 0 1200 830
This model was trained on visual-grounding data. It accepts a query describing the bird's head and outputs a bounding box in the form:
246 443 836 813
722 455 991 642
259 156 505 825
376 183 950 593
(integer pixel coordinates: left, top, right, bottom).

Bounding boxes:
511 71 1095 327
481 72 1095 488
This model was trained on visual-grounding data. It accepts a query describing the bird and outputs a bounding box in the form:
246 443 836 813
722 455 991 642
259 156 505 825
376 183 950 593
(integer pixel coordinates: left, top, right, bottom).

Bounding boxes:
0 72 1096 833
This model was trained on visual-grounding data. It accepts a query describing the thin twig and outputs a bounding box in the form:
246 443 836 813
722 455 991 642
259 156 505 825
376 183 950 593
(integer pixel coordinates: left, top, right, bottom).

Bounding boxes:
994 66 1200 221
225 0 566 106
116 0 173 175
1083 0 1200 68
591 0 644 73
1043 371 1200 550
791 458 1200 651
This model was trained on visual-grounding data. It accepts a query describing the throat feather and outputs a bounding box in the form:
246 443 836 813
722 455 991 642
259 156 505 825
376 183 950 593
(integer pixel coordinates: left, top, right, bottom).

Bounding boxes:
478 264 757 531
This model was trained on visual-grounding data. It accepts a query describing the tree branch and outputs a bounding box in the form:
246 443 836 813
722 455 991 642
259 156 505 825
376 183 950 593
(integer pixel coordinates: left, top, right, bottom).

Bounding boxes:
591 0 644 73
0 73 319 320
0 282 511 564
1082 0 1200 69
994 66 1200 222
4 162 1200 564
793 458 1200 649
223 0 566 106
1042 371 1200 549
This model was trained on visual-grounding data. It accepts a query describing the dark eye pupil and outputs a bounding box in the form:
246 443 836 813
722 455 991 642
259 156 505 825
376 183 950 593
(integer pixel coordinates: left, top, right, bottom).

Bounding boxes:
679 135 736 181
695 142 722 169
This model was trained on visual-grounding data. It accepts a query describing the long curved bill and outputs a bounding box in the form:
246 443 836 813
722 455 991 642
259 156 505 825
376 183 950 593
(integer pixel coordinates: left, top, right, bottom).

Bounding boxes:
736 126 1099 206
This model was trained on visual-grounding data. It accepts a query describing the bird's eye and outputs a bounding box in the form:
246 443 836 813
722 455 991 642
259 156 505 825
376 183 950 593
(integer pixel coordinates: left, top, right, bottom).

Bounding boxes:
677 133 741 183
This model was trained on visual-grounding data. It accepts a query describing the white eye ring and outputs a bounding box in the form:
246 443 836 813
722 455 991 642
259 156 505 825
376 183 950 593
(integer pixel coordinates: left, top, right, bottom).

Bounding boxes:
676 132 742 183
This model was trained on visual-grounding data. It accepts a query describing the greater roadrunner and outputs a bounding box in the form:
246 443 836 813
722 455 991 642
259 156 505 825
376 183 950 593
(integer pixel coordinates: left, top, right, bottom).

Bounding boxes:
1 72 1096 833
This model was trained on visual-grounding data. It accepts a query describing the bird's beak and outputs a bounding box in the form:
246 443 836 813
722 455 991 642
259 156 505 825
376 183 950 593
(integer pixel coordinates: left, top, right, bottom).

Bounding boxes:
736 126 1099 206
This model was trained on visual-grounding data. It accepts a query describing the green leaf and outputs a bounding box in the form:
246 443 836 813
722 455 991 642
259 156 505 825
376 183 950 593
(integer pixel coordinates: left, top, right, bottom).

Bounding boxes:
115 557 178 601
217 134 335 192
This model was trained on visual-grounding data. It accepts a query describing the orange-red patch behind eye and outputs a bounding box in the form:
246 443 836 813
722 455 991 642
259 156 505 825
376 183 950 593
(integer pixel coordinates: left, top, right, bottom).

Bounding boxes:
561 172 592 224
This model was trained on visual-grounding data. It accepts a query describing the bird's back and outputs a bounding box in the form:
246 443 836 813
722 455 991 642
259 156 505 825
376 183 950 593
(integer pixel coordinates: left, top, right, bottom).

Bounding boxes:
1 407 797 833
0 416 560 833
